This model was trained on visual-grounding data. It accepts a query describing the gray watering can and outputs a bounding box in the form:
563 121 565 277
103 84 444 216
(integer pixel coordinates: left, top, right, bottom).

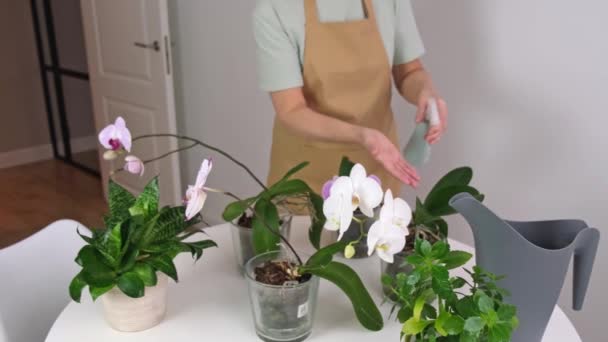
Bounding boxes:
449 193 599 342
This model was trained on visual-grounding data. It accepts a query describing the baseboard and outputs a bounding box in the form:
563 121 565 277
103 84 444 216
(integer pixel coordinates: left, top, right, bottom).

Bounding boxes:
0 135 98 169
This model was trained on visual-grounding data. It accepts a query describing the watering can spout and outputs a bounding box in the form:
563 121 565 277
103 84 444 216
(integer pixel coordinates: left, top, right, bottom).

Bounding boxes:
572 227 600 310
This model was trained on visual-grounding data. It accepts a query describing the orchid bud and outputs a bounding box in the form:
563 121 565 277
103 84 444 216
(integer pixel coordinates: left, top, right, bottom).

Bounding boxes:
124 155 145 176
344 245 356 259
103 150 118 160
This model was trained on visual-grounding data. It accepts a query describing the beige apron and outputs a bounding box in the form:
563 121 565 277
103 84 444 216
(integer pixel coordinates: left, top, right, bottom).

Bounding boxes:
267 0 402 200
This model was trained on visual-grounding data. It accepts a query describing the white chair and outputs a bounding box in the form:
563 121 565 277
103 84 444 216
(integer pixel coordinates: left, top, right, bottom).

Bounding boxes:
0 220 87 342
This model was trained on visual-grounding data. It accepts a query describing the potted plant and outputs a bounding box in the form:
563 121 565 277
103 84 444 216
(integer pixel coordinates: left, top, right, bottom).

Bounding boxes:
384 239 519 341
87 117 381 339
69 177 216 332
222 161 325 273
380 167 484 299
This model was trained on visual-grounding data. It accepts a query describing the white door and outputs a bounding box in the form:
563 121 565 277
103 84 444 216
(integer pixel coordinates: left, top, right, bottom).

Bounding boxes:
80 0 182 205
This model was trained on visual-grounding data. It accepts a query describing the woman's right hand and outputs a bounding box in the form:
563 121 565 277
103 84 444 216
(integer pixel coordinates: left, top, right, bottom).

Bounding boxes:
360 128 420 187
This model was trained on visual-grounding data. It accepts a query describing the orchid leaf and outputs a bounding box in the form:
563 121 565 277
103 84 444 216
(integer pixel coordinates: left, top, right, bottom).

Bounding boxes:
251 198 281 254
425 185 482 217
222 196 257 222
305 241 347 267
305 261 383 331
338 156 355 176
268 179 310 198
426 167 473 201
308 191 325 249
278 161 310 182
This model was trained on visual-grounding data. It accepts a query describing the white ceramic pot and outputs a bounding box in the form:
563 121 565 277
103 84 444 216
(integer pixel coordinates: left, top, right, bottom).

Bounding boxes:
101 273 168 332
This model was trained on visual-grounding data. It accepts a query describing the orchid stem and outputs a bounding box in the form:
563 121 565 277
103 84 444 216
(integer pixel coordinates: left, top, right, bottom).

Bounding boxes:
132 133 268 191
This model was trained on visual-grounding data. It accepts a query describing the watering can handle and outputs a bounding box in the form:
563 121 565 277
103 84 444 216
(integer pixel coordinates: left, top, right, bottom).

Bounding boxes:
572 227 600 310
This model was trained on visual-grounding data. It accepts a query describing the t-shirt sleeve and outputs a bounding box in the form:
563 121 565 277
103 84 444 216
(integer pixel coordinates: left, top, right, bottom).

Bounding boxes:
253 0 303 92
393 0 426 65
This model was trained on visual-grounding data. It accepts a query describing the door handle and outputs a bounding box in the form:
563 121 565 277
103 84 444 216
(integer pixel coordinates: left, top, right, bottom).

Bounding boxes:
133 40 160 52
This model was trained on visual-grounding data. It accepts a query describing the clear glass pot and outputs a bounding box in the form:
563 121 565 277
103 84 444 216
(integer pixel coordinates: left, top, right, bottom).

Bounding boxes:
245 251 319 342
231 215 293 273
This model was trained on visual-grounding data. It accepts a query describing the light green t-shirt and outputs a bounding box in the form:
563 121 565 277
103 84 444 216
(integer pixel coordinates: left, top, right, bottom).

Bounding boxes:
253 0 425 92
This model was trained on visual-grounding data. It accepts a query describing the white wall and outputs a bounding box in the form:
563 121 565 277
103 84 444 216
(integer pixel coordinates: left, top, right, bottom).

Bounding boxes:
170 1 607 340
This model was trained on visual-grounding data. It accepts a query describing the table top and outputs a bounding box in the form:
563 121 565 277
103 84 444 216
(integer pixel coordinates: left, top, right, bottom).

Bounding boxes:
46 217 581 342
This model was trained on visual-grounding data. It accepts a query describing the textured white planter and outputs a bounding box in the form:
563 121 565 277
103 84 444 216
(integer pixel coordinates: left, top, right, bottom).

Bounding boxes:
101 273 168 332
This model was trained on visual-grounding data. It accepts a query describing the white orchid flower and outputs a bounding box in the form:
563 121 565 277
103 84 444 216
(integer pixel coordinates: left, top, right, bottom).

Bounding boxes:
367 190 412 263
323 163 383 240
98 116 132 152
348 164 383 217
323 176 354 240
184 159 212 220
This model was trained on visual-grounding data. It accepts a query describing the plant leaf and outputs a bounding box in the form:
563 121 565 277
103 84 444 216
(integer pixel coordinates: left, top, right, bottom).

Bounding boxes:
76 246 116 287
69 272 87 302
305 241 347 267
464 316 485 333
268 179 310 198
251 198 281 254
338 156 355 176
426 167 473 200
133 263 158 286
129 177 160 218
442 251 473 270
148 206 196 243
222 196 257 222
305 262 383 331
278 161 310 182
105 180 136 228
117 272 145 298
145 254 178 281
95 223 123 267
89 284 115 301
182 239 218 261
403 318 432 335
308 191 325 250
425 185 482 217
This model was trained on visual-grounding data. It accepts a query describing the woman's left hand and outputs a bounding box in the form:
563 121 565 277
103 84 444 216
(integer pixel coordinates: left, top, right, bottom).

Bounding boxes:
415 93 448 145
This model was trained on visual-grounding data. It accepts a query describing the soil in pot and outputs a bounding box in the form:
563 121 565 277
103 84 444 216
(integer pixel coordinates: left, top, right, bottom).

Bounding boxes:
247 258 318 342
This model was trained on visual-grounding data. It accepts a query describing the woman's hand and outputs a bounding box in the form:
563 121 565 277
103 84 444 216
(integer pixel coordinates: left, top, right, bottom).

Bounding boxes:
416 92 448 145
361 128 420 187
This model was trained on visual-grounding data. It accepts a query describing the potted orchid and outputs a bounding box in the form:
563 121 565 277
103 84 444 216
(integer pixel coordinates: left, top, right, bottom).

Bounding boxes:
87 117 382 340
69 118 217 332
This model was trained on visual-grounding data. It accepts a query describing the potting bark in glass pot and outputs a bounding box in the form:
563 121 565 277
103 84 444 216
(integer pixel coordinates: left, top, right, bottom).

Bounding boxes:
375 167 485 301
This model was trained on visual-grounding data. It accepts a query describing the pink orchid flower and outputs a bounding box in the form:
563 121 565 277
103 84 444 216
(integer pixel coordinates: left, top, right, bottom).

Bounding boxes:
98 117 132 152
184 159 213 220
124 155 145 176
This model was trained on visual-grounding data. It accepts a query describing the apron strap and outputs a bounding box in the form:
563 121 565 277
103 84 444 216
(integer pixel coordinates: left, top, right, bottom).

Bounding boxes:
304 0 320 25
304 0 377 24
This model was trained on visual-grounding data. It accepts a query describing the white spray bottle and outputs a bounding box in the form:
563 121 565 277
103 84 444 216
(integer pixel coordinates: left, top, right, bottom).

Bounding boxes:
402 98 441 168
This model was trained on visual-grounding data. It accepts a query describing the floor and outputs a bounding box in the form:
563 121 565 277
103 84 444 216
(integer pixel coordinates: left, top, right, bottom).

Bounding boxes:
0 159 107 248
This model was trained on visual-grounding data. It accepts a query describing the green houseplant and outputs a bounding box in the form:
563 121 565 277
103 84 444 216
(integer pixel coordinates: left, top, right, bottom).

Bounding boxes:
69 177 216 331
384 239 519 342
381 167 484 299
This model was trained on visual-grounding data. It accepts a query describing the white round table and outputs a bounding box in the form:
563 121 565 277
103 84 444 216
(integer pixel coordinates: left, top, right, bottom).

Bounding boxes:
46 217 581 341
